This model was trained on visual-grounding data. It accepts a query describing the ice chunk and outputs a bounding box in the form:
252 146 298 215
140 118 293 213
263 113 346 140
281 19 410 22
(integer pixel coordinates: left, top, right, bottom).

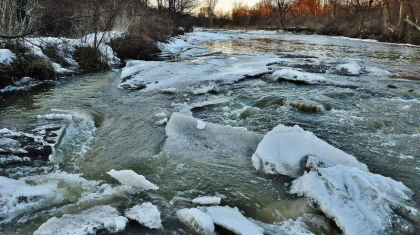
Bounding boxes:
192 196 221 205
203 206 264 235
0 49 16 65
192 84 216 95
107 169 159 190
177 208 216 235
155 112 168 126
252 124 368 177
196 120 206 130
191 97 230 109
33 205 128 235
290 165 419 235
163 113 262 159
336 63 361 76
0 172 100 225
250 217 315 235
271 69 327 84
125 202 163 229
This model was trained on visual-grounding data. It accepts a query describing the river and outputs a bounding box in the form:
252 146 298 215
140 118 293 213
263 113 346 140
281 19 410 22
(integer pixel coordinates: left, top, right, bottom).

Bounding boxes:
1 30 419 235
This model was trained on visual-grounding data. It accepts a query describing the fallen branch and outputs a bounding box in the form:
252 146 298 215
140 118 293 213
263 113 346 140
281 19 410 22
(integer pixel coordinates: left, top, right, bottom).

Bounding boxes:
404 19 420 32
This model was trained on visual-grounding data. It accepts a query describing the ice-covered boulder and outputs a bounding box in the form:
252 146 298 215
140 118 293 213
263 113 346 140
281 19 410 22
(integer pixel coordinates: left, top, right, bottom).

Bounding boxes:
285 99 326 112
192 196 221 205
252 124 368 177
203 206 264 235
107 169 159 190
290 165 419 235
33 205 128 235
125 202 163 229
163 113 263 159
271 69 327 84
177 208 216 235
336 63 362 76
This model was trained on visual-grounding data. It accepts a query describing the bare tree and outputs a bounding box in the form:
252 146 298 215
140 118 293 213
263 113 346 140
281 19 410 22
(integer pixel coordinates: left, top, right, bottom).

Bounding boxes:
272 0 295 26
204 0 218 26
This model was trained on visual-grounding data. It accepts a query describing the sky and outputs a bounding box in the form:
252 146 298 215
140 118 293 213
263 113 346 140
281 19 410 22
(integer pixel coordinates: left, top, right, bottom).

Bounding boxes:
216 0 261 13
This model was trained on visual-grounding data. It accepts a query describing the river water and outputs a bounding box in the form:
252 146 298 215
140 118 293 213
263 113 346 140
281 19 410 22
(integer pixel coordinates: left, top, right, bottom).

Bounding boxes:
0 31 419 234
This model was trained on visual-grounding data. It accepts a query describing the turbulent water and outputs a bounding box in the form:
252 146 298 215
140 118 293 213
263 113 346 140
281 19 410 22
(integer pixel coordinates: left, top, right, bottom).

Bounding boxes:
0 30 419 235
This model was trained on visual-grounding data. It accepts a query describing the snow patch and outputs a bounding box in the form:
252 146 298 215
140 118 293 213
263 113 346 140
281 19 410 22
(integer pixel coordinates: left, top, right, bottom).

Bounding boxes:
0 49 16 65
196 120 206 130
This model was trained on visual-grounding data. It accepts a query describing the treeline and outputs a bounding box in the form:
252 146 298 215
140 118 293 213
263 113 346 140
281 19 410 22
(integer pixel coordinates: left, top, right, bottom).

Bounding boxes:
210 0 420 44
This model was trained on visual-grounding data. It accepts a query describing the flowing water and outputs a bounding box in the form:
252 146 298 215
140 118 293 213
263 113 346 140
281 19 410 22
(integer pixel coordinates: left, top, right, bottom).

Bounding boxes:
0 31 419 234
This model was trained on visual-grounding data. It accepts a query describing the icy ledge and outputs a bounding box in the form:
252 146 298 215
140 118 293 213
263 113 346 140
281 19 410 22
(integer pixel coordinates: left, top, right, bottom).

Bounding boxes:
290 165 419 235
253 124 419 235
33 205 127 235
251 124 368 177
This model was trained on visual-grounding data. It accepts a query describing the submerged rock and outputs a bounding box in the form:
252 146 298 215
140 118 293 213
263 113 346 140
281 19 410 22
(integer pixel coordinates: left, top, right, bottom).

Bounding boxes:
163 113 262 159
253 96 285 107
286 99 326 112
387 84 398 89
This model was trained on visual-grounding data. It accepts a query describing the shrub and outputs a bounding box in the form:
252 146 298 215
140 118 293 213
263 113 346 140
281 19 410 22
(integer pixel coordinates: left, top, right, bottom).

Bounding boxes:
73 46 109 73
10 54 55 80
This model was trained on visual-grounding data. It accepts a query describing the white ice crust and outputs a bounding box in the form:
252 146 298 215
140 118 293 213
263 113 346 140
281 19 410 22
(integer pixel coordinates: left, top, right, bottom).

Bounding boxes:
125 202 163 229
252 124 368 177
33 205 128 235
107 169 159 190
177 208 216 235
192 196 221 205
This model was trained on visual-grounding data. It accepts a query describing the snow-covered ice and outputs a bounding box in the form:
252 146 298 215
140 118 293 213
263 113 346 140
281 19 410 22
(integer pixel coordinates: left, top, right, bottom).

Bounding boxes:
163 113 262 159
192 196 221 205
290 165 419 235
0 49 16 65
107 169 159 190
33 205 128 235
336 63 362 76
271 69 327 84
252 124 368 177
119 54 279 92
0 172 100 225
177 208 216 235
203 206 264 235
125 202 163 229
192 84 217 95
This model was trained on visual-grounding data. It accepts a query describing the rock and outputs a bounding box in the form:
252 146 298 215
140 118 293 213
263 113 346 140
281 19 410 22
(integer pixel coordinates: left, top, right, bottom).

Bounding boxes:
387 84 397 89
408 89 414 92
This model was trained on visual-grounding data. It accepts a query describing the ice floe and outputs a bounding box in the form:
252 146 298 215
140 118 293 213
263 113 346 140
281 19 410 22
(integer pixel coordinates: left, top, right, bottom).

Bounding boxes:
192 196 221 205
0 172 100 225
203 206 264 235
33 205 127 235
270 69 327 84
125 202 163 229
252 124 368 177
163 113 262 159
119 54 279 91
107 169 159 190
290 165 419 235
177 208 216 235
336 63 362 76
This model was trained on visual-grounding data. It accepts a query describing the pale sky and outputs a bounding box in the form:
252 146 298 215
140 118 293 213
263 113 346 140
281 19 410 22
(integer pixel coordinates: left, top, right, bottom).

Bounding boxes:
216 0 261 13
